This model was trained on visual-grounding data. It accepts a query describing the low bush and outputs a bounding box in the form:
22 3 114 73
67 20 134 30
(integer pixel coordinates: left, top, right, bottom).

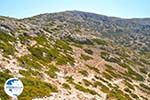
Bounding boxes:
108 89 132 100
56 54 74 65
18 55 43 69
86 65 99 73
125 81 135 90
0 32 16 42
46 65 59 78
82 79 93 86
55 40 72 51
0 72 13 99
62 83 71 90
92 38 107 45
83 49 93 55
80 54 93 61
79 70 88 77
74 83 99 95
19 77 57 99
140 83 150 91
0 42 15 56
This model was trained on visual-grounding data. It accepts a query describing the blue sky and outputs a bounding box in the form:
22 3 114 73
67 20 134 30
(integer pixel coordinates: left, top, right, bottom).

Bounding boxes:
0 0 150 18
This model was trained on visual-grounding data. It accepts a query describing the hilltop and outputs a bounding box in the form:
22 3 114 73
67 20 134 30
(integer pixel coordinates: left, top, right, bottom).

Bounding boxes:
0 11 150 100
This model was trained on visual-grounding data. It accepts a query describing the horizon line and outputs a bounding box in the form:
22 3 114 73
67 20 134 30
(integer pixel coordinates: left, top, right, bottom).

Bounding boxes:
0 10 150 19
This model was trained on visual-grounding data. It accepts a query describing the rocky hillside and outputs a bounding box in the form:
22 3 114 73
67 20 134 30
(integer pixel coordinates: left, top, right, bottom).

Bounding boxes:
0 11 150 100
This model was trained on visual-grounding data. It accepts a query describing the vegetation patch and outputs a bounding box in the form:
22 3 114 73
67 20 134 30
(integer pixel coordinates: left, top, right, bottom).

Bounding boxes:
125 81 135 90
34 34 49 46
83 48 93 55
102 72 113 80
92 38 108 45
0 32 16 42
28 46 59 62
55 40 72 51
0 72 13 99
79 70 88 77
62 83 71 90
56 54 74 65
80 54 93 61
124 88 132 93
82 79 93 86
18 34 32 44
0 42 15 56
65 76 74 84
18 55 43 69
19 77 57 99
105 68 121 78
46 64 59 78
74 83 99 96
86 65 99 73
107 89 132 100
140 83 150 91
94 80 110 93
131 93 139 99
127 67 144 81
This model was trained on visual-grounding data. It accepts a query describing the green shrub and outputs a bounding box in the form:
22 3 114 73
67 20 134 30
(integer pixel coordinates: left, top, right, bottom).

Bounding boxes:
18 55 42 69
84 49 93 55
140 83 150 91
140 58 150 65
0 32 16 42
56 54 74 65
82 79 93 86
93 80 103 87
102 72 113 80
131 93 139 99
140 96 148 100
105 68 121 78
46 65 59 78
74 83 98 95
127 67 144 81
19 77 57 99
0 71 13 84
80 54 93 61
105 64 114 69
65 76 74 84
93 81 109 93
101 86 110 93
148 73 150 78
124 88 132 93
19 69 40 77
55 40 72 51
18 34 32 44
62 83 71 90
0 72 13 100
79 70 88 77
92 38 107 45
139 67 147 74
19 70 31 76
86 65 99 73
108 89 132 100
94 75 109 84
34 34 49 46
100 52 110 60
0 42 15 56
0 85 10 100
125 81 135 90
28 46 59 62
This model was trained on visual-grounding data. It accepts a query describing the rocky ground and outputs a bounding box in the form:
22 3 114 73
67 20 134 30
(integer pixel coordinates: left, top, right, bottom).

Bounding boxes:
0 11 150 100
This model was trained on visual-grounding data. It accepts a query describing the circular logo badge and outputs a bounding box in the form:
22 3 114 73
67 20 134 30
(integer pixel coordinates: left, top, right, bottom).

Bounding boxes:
4 78 24 98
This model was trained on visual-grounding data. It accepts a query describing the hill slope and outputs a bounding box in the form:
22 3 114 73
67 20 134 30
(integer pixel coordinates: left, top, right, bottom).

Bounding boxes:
0 11 150 100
